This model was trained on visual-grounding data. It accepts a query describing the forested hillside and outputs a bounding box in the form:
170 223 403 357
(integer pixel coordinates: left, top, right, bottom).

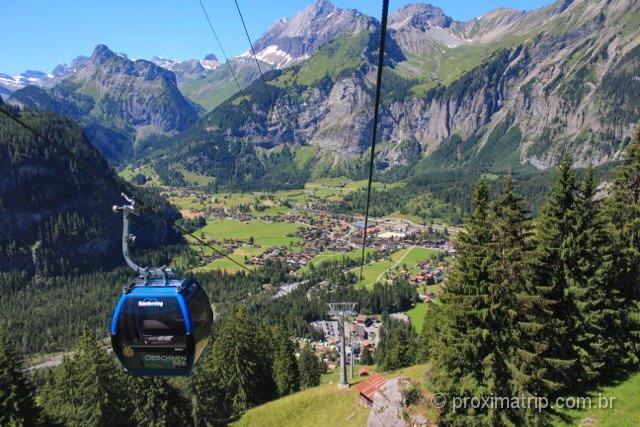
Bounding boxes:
0 106 180 276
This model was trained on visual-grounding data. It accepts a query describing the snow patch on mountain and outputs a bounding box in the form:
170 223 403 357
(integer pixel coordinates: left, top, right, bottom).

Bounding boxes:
254 45 295 68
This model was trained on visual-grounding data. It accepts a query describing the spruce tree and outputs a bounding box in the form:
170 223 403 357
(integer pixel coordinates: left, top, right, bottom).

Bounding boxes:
375 316 416 371
603 128 640 366
0 329 39 427
525 156 578 392
359 345 374 366
415 307 435 363
272 327 300 397
427 182 500 425
485 178 540 426
126 376 193 427
191 350 230 426
191 306 276 424
298 343 322 389
39 331 132 427
564 169 619 382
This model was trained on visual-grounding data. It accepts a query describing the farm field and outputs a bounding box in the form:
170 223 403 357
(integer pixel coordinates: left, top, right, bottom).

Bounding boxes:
193 245 266 273
297 248 375 274
353 246 443 289
176 167 214 186
192 218 304 248
118 164 161 185
354 259 395 289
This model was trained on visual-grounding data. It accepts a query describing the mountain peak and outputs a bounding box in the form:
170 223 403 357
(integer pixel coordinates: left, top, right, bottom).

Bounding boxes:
251 0 370 68
310 0 335 14
90 44 118 65
203 53 218 61
389 3 453 30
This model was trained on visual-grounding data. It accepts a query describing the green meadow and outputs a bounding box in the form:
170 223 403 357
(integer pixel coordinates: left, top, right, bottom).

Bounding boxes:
193 218 303 247
406 302 428 333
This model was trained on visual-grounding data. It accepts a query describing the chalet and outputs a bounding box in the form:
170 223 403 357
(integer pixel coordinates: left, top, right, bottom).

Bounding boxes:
356 373 387 407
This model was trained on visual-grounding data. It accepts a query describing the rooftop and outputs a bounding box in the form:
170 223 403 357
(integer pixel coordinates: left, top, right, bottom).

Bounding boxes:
355 373 386 402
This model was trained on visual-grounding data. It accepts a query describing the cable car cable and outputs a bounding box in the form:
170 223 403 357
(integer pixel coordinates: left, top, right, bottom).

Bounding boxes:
197 0 260 126
359 0 390 281
0 105 261 279
232 0 283 123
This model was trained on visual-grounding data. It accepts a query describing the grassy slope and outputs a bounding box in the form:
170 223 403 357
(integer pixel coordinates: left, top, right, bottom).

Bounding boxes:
552 372 640 426
355 247 439 289
193 245 267 273
406 302 428 334
234 364 430 427
180 62 262 111
234 360 640 427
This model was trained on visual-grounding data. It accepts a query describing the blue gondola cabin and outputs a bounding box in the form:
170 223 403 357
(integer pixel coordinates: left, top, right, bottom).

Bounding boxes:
110 278 213 376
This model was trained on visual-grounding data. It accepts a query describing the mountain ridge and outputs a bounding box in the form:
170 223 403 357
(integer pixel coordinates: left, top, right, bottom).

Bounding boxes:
8 44 199 163
4 0 640 179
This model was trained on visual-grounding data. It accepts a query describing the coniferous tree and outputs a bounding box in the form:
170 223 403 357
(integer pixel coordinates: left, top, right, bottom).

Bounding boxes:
603 129 640 366
359 345 374 366
272 327 300 396
564 169 618 382
39 331 132 427
191 307 276 424
415 307 435 364
298 343 322 389
0 329 40 427
191 351 229 427
427 182 499 425
524 155 578 392
484 178 539 426
376 315 417 371
126 376 193 427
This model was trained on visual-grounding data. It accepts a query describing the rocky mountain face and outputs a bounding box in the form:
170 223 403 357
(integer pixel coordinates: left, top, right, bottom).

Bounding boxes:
173 0 640 177
250 0 376 68
5 0 640 179
388 3 465 55
150 54 221 83
8 45 199 163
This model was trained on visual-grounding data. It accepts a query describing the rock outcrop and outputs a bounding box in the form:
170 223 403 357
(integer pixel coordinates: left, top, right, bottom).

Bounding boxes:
367 377 429 427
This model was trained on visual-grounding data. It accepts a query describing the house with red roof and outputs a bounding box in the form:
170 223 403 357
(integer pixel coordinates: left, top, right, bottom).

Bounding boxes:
355 373 387 407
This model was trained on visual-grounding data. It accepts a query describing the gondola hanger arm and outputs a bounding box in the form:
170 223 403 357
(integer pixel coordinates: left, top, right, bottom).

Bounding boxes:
113 193 173 283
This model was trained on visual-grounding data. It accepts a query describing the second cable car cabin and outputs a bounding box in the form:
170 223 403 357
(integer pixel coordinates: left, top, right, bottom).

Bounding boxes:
110 194 213 376
110 278 212 376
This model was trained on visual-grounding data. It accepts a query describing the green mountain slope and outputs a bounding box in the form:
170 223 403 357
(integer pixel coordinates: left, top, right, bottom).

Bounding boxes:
180 57 273 111
156 0 640 184
0 106 180 276
9 45 199 164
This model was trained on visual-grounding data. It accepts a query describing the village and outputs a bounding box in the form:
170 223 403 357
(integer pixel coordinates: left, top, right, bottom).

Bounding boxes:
172 187 457 288
306 312 414 369
169 187 456 377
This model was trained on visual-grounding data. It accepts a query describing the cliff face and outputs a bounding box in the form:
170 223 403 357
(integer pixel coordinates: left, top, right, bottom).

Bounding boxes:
9 45 199 164
251 0 376 68
5 1 640 175
187 0 640 172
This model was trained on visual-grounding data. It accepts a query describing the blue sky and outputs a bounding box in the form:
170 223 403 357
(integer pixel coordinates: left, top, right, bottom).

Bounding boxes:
1 0 554 75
